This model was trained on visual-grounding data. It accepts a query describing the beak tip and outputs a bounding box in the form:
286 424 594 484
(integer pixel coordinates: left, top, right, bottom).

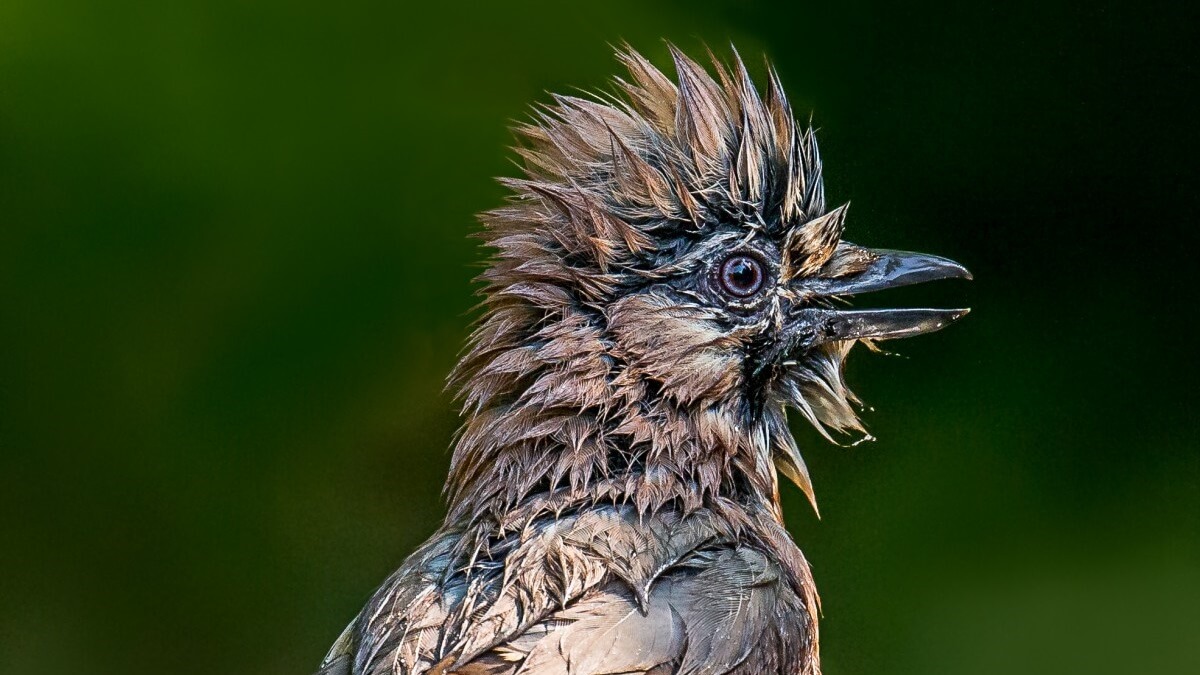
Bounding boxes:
941 308 972 327
941 259 972 282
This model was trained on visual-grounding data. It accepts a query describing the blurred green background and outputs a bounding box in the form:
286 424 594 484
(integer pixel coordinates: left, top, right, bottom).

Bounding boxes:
1 1 1196 674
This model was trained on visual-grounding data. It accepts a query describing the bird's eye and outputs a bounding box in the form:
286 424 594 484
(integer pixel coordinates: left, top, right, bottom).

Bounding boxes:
718 254 765 298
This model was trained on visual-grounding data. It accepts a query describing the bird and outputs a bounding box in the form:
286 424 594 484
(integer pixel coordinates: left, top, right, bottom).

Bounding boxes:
316 44 970 675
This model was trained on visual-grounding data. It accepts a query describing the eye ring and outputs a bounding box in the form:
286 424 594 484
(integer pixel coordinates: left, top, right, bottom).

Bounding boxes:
718 254 766 298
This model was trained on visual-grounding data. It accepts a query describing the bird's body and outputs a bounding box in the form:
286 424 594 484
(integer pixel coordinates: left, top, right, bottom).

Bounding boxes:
320 503 816 675
319 45 969 675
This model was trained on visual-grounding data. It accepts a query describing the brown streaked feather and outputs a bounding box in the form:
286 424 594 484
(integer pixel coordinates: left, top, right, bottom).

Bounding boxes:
783 203 849 280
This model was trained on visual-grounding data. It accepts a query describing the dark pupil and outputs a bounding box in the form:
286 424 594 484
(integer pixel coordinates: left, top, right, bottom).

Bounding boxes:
720 255 763 297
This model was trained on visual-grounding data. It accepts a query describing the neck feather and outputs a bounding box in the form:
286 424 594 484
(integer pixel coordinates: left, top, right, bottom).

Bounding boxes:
443 307 786 526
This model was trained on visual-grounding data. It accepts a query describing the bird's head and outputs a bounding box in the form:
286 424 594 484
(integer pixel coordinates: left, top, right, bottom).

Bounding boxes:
448 45 969 518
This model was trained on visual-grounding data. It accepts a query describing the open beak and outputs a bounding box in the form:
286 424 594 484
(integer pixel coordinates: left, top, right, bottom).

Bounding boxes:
782 245 971 351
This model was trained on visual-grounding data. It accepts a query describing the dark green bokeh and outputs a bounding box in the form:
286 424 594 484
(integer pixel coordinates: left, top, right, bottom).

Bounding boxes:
2 1 1196 674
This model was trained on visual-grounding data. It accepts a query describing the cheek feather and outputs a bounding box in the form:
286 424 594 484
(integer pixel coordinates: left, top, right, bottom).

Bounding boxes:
606 294 744 406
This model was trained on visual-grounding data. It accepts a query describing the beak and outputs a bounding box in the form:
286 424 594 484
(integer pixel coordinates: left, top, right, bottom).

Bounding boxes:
782 246 972 350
